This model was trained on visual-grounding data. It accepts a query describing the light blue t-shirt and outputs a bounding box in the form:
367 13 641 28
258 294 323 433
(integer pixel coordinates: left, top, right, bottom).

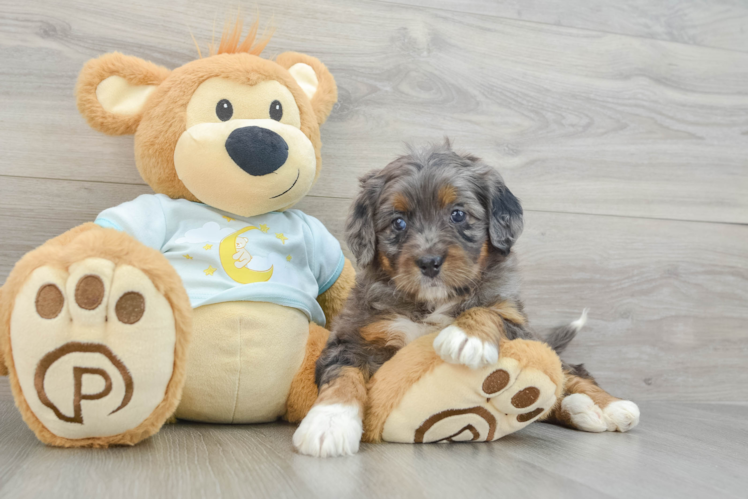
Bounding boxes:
95 194 344 326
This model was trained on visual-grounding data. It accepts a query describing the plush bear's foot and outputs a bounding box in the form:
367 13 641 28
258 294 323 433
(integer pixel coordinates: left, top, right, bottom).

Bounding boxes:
365 335 563 444
0 227 190 447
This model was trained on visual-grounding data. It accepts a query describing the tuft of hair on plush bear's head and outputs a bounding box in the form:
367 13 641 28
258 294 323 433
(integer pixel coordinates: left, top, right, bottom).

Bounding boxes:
76 17 337 217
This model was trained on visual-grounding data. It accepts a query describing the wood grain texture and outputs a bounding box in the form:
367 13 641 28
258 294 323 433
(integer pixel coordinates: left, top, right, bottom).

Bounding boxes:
380 0 748 53
1 0 747 222
1 380 747 498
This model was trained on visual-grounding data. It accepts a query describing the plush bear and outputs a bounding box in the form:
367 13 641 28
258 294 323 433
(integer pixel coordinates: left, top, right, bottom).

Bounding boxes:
0 19 565 449
0 20 355 447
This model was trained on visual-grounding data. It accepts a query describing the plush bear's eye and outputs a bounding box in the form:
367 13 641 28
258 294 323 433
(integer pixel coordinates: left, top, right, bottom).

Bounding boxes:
216 99 233 121
269 100 283 121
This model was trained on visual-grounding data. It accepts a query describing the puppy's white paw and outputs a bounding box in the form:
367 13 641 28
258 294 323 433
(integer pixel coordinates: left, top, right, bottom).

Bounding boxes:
603 400 640 432
433 325 499 370
293 404 363 458
562 394 608 432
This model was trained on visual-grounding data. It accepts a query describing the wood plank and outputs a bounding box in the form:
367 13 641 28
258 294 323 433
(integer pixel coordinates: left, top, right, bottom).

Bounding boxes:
379 0 748 53
516 211 748 404
1 380 746 498
0 0 747 223
1 176 746 403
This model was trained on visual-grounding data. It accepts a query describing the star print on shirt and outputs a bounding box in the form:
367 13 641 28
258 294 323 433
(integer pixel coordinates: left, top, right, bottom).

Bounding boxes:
286 255 292 262
222 216 235 222
276 233 288 244
183 254 193 260
203 244 213 250
204 266 217 276
260 224 269 233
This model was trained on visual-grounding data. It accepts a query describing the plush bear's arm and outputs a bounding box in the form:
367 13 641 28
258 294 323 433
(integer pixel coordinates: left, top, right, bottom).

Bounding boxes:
317 258 356 327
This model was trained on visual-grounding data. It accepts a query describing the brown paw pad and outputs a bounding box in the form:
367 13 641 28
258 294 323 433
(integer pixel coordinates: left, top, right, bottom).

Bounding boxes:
115 292 145 325
511 387 540 408
75 275 105 310
482 369 510 395
35 284 64 319
517 407 544 423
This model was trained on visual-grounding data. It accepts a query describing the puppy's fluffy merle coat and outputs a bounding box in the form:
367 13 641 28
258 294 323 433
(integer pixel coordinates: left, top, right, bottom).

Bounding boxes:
295 141 640 457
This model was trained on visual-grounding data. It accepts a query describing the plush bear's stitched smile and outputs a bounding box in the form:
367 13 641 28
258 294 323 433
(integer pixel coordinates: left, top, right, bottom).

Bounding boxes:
271 170 301 199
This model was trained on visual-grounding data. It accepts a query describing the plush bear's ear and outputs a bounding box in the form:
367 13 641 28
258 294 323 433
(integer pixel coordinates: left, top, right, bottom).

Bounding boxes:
76 53 170 136
276 52 338 125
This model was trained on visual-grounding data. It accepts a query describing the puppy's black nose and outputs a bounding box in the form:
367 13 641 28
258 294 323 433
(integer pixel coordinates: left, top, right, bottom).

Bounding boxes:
225 126 289 176
416 255 444 278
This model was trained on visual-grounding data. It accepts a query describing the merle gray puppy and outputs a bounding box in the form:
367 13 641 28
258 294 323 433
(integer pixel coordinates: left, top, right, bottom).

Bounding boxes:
294 141 640 457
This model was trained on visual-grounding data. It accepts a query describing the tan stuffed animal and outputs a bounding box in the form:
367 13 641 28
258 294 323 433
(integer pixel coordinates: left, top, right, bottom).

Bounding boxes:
0 19 354 447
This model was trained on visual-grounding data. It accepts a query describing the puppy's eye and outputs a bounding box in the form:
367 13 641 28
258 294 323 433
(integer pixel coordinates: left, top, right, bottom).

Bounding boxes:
392 218 407 231
216 99 233 121
269 100 283 121
450 210 466 223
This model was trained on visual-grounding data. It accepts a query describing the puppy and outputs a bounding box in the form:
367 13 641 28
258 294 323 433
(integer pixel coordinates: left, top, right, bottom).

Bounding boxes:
294 141 640 457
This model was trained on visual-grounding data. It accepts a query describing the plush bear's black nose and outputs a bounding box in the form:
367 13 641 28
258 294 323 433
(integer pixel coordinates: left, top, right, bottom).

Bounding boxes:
225 126 289 176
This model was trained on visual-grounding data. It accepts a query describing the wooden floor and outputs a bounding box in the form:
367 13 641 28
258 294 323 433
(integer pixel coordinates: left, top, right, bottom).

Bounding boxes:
1 380 747 498
0 0 747 497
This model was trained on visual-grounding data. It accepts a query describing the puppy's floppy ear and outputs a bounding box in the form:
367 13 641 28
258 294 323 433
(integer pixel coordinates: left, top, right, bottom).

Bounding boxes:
76 52 170 136
346 171 382 268
276 52 338 125
484 168 524 255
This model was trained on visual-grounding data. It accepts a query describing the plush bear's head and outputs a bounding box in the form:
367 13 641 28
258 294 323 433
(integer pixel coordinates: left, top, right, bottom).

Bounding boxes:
76 20 337 217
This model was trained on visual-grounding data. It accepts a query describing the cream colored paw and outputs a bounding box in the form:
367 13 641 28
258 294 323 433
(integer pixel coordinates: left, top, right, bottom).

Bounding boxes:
381 355 560 443
603 400 640 432
10 259 176 440
433 325 499 369
293 403 363 458
562 394 608 432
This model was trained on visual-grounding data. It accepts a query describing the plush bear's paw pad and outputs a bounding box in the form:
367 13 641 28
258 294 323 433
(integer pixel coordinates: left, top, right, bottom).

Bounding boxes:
10 259 177 441
433 325 499 369
293 404 363 458
482 359 558 427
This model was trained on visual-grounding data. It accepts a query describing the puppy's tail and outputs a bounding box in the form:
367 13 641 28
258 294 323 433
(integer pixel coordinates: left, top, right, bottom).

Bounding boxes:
544 309 588 354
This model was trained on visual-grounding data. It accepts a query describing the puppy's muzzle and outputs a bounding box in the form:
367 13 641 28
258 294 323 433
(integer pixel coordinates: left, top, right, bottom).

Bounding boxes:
416 255 444 278
225 126 289 176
